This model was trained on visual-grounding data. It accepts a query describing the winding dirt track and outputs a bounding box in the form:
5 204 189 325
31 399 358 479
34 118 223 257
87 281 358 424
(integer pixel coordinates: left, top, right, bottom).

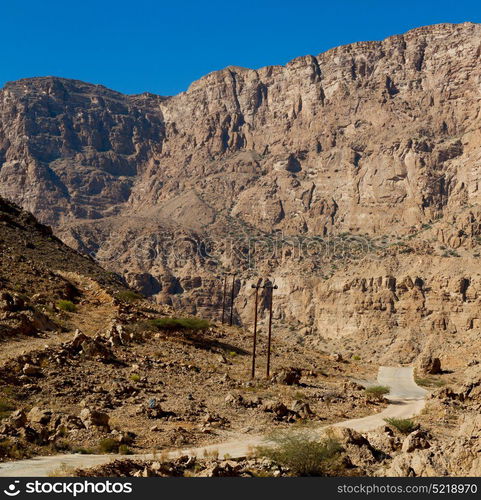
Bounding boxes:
0 366 427 477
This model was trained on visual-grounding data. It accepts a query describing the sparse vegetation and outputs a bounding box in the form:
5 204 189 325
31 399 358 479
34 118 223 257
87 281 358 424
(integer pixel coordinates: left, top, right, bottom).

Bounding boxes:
0 438 27 459
130 373 141 383
147 317 211 331
365 385 390 401
98 438 121 454
56 300 77 312
116 290 144 303
202 448 219 460
258 431 343 476
48 464 77 477
442 249 461 258
384 418 416 434
52 439 72 452
294 391 306 401
415 376 446 388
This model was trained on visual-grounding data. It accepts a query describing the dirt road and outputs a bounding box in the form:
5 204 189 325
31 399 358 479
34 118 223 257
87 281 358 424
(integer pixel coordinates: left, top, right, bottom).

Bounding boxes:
0 366 427 477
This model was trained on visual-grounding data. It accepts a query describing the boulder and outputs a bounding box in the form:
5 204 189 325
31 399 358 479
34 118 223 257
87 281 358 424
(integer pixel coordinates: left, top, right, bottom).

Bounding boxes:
291 400 314 419
402 429 431 453
416 355 441 375
27 407 52 426
61 414 85 430
8 410 27 429
22 363 42 377
343 381 365 392
366 427 401 454
385 450 445 477
272 367 302 385
105 323 129 346
261 401 298 421
225 393 243 406
71 330 89 349
80 336 115 362
330 427 370 447
460 365 481 401
329 427 379 466
262 401 288 417
18 426 40 444
79 408 110 430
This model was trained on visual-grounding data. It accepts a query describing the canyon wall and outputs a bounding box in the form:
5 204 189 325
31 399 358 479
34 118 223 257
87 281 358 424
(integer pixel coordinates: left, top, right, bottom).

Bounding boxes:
2 23 481 360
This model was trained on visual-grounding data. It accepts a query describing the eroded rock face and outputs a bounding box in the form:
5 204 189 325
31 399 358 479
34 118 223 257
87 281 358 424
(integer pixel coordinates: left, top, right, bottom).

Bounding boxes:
2 23 481 359
384 415 481 477
0 78 165 224
416 355 442 376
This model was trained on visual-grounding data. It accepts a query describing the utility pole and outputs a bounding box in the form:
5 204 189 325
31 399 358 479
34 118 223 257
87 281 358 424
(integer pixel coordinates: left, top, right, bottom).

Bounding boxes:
251 280 263 379
229 273 237 326
265 283 278 378
221 275 228 324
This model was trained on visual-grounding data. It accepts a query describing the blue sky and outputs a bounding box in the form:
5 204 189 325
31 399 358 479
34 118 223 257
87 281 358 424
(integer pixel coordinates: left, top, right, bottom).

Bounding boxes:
1 0 480 96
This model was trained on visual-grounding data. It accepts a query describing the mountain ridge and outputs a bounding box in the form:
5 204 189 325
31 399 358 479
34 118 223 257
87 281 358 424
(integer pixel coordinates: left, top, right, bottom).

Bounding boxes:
2 22 481 361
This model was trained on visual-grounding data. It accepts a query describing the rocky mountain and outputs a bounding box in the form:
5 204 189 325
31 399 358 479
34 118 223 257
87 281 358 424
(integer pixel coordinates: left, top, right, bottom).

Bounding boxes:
0 195 479 478
1 194 378 464
2 22 481 364
0 195 128 340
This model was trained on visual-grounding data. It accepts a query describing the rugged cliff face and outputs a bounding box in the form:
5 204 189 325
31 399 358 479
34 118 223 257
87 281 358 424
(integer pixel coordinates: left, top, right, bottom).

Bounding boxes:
0 78 165 223
2 22 481 363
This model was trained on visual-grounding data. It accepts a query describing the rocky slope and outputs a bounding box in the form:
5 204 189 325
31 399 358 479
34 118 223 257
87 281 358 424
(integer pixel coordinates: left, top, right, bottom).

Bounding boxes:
0 197 379 464
71 363 481 478
0 196 129 340
1 22 481 365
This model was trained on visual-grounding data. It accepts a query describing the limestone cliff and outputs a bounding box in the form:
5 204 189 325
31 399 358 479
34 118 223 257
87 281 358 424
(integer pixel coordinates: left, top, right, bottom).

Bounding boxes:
2 23 481 363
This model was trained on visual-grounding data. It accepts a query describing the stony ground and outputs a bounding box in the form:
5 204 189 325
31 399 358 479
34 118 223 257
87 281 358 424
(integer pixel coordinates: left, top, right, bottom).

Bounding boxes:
2 194 480 477
0 269 383 463
68 362 481 478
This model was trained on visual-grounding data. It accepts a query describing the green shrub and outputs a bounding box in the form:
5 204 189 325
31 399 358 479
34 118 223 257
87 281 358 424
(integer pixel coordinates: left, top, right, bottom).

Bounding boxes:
442 249 461 258
147 317 211 331
352 355 361 361
52 439 71 452
365 385 390 401
415 376 446 388
130 373 141 383
119 444 133 455
56 300 76 312
116 290 143 303
258 432 343 476
0 438 27 459
384 418 416 434
98 438 120 454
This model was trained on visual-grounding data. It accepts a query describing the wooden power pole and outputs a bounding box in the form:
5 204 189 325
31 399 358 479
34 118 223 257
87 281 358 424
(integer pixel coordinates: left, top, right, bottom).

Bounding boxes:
251 280 263 379
265 283 278 378
221 275 228 324
229 273 237 326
